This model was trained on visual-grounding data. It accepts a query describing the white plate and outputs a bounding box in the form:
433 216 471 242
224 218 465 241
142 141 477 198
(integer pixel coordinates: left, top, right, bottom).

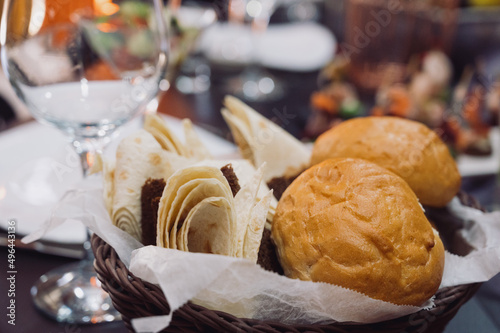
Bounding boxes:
198 22 336 72
457 127 500 177
0 115 236 244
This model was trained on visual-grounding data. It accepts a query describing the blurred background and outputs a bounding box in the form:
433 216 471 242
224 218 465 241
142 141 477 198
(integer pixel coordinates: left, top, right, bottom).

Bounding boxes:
1 0 499 231
2 0 500 145
3 0 499 185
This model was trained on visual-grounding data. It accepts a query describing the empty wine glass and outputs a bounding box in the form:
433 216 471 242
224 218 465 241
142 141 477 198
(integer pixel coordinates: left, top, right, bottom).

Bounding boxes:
1 0 168 324
226 0 283 102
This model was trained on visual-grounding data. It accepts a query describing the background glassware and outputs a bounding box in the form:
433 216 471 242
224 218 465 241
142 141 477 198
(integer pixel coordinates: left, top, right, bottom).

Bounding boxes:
226 0 284 102
0 0 168 324
169 2 218 94
159 0 218 94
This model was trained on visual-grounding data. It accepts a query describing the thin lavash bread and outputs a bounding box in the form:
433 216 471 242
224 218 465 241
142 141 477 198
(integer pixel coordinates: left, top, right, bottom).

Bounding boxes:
156 165 273 263
311 116 461 207
143 113 212 160
272 158 445 306
221 96 311 182
110 130 192 241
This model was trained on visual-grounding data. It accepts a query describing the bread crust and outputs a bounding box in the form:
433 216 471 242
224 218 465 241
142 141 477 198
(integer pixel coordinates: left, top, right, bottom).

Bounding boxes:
272 158 445 306
311 117 461 207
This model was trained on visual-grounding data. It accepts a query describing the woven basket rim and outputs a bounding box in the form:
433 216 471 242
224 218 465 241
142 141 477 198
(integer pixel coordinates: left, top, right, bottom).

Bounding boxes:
92 191 484 333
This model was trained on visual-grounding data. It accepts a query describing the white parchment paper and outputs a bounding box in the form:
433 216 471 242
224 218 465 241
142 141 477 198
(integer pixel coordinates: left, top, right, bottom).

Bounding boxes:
23 177 500 333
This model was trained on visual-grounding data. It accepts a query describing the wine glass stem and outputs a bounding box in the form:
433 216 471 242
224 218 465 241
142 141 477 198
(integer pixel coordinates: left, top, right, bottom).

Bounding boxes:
72 137 103 260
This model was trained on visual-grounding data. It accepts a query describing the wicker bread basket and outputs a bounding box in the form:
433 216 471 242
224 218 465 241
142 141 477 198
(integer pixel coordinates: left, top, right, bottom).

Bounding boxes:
92 192 483 333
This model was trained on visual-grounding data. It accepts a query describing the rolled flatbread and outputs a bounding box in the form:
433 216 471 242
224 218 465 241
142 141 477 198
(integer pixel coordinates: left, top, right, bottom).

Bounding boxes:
144 113 186 155
111 130 179 241
156 166 234 248
179 197 236 256
182 118 213 160
169 179 233 250
193 159 277 222
155 165 271 263
222 96 311 182
144 114 212 161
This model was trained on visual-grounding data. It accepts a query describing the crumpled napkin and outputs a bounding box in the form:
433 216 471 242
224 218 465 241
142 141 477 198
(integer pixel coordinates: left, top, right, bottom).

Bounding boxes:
22 175 142 266
23 176 500 332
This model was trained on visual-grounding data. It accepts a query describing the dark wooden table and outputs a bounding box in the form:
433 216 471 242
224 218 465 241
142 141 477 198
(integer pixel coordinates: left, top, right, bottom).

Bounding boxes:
1 66 500 333
0 247 127 333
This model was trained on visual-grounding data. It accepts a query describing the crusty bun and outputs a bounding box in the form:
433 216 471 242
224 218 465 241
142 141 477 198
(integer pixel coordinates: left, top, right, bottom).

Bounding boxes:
310 116 460 207
272 158 445 306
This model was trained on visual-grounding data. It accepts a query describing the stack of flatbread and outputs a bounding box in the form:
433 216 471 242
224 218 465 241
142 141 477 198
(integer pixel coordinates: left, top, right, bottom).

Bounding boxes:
156 165 272 262
97 108 285 262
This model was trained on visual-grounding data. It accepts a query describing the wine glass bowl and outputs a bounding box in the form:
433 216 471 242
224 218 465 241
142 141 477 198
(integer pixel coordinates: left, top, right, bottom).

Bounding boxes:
1 0 168 324
3 0 167 140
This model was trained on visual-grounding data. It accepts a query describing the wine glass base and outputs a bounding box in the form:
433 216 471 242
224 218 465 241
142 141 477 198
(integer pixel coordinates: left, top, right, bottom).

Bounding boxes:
31 259 121 324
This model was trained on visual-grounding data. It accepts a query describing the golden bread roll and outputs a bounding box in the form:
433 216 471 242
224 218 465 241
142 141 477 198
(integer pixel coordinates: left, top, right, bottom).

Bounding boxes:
310 116 461 207
272 158 445 306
